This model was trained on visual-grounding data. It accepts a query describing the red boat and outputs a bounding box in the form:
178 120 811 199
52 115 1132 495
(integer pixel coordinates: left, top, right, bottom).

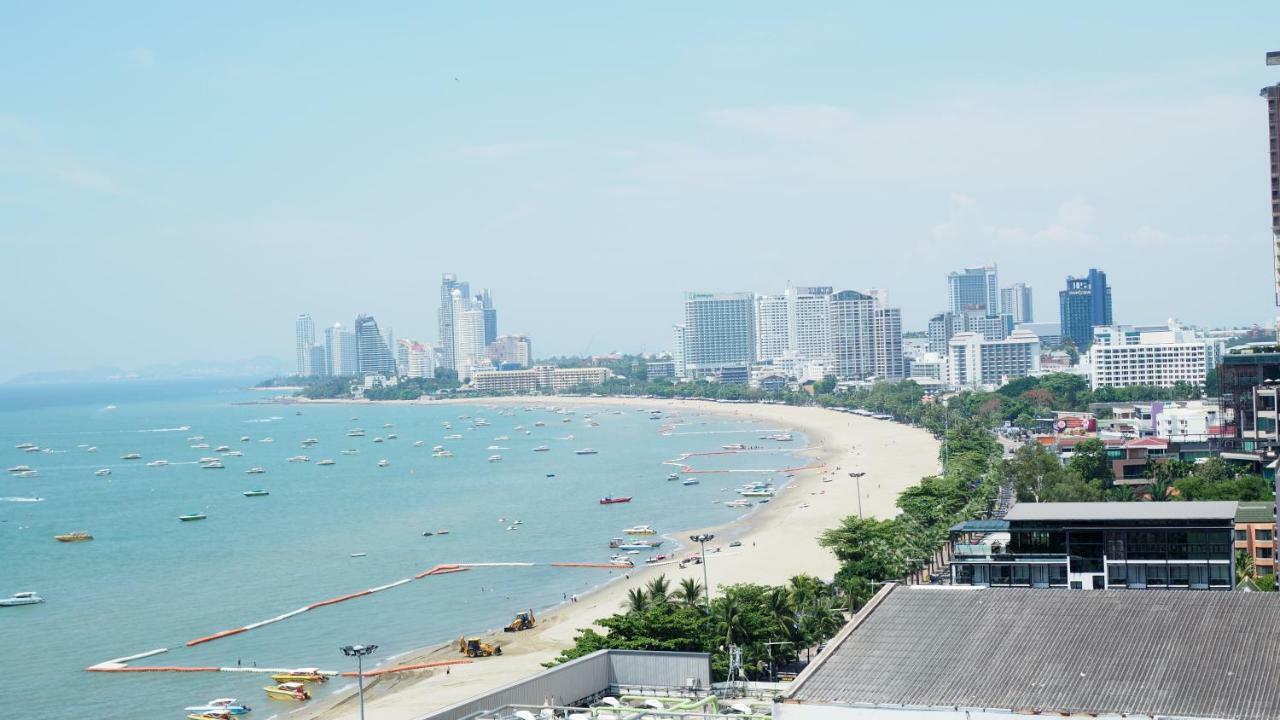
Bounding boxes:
599 496 633 505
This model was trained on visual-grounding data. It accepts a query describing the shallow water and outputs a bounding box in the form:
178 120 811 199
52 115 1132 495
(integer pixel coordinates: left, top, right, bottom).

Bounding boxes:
0 379 802 719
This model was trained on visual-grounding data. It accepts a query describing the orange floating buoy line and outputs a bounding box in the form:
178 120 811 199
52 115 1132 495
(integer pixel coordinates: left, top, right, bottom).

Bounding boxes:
87 659 472 675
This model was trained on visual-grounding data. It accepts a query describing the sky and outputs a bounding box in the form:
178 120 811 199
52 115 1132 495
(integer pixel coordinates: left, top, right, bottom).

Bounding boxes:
3 3 1280 380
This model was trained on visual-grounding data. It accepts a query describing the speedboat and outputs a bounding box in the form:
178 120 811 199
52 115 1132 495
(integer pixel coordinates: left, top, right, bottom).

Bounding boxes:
185 699 252 715
302 438 319 446
444 434 463 440
488 455 502 462
0 591 43 607
575 448 598 455
413 440 425 447
201 460 225 469
245 467 265 474
533 445 550 452
178 512 207 521
23 446 41 452
287 455 309 463
270 668 327 683
610 554 634 565
13 470 37 478
623 524 657 535
432 450 453 458
94 468 111 476
263 682 310 701
722 443 747 450
146 460 168 467
14 443 35 450
342 449 360 454
347 428 366 437
373 437 384 443
534 421 546 427
86 446 97 452
243 490 269 497
378 459 390 467
317 459 335 466
121 453 142 460
609 538 663 550
739 487 775 498
6 465 32 473
187 711 234 720
240 436 251 442
666 473 680 481
682 479 700 486
494 435 510 441
259 437 274 443
387 433 398 439
54 532 93 542
224 450 243 457
191 443 210 449
215 445 231 452
599 496 633 505
436 529 450 535
383 423 394 428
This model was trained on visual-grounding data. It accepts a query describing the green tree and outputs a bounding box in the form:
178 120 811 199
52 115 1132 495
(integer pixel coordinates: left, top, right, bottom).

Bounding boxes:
1067 438 1112 484
624 588 649 614
673 578 704 607
1237 550 1256 584
646 575 672 607
819 516 911 582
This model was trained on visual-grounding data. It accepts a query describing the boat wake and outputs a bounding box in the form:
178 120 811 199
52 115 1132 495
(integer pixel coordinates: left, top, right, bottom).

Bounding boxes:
139 426 192 433
244 417 284 423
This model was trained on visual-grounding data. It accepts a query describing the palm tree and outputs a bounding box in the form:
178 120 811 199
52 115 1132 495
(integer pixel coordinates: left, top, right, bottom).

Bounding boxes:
712 595 745 648
836 575 876 614
624 587 649 614
764 587 794 637
1237 550 1256 584
646 574 672 606
674 577 704 607
787 574 824 611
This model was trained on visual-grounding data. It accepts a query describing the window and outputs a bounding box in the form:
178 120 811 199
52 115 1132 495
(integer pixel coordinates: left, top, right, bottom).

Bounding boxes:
1168 564 1189 587
1236 530 1248 541
1147 564 1168 587
1258 547 1274 560
1049 564 1069 587
1257 529 1274 542
1260 566 1276 576
1209 564 1231 587
1107 564 1128 587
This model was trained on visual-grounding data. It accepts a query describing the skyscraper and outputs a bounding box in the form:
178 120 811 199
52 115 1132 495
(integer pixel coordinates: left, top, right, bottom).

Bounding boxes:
1000 283 1034 323
1058 269 1113 349
830 291 876 380
451 290 489 381
872 307 904 380
672 324 687 380
682 292 755 377
478 289 498 346
947 265 999 317
438 273 470 371
1262 53 1280 305
354 314 396 375
754 286 833 364
325 322 357 376
295 314 316 376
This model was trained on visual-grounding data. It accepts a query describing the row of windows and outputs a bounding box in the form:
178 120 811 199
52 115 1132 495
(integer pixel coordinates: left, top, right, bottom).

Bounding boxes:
1107 562 1231 588
1236 529 1275 541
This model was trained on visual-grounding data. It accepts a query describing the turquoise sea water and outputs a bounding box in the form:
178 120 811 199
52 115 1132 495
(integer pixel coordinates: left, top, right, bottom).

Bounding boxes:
0 380 803 720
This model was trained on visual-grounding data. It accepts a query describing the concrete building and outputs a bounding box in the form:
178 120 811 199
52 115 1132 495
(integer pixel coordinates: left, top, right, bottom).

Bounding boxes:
1218 343 1280 449
779 583 1280 720
1088 322 1223 390
682 292 755 377
1059 268 1113 349
949 501 1237 590
353 314 396 375
872 307 904 380
1000 282 1033 323
925 311 958 354
947 328 1041 389
646 358 676 380
1154 401 1225 442
671 324 687 380
946 264 998 316
831 290 876 380
485 334 531 369
294 314 316 376
1015 321 1062 348
306 344 326 377
437 273 469 371
1236 501 1276 577
907 351 946 383
477 288 497 346
753 286 833 365
324 322 357 377
753 292 790 362
961 312 1013 341
451 290 490 381
470 365 610 393
1262 54 1280 305
399 339 436 379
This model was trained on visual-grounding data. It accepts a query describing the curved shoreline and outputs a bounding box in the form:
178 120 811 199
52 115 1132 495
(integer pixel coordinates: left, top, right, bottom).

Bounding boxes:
297 396 940 720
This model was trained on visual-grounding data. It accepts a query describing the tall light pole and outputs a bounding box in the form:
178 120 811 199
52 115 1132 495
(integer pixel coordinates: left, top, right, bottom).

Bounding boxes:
341 644 377 720
689 533 715 606
848 471 865 518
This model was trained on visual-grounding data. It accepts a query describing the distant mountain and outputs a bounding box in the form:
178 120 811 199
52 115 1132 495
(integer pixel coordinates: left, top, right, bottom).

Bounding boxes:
5 356 292 385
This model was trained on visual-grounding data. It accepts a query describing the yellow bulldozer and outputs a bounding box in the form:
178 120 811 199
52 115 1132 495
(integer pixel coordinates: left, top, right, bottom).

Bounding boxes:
458 636 502 657
504 609 536 633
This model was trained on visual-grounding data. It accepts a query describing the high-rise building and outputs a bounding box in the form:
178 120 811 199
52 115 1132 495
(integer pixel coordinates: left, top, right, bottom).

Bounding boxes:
947 265 999 317
1087 323 1223 390
672 324 687 380
754 293 791 363
325 322 358 376
452 290 489 380
354 314 396 375
399 339 436 379
682 292 755 377
1059 268 1113 349
438 273 470 371
963 313 1014 342
926 312 958 354
486 334 532 368
295 314 316 376
478 289 498 346
831 291 876 380
1000 283 1034 323
873 307 904 380
948 329 1042 389
307 345 327 377
754 286 833 364
1262 53 1280 305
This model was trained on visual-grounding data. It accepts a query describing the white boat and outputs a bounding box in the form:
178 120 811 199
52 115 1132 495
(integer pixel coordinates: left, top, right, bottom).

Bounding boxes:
240 436 251 442
383 423 394 428
215 445 231 452
342 449 360 454
494 435 510 441
387 433 398 440
373 437 384 443
533 446 550 452
201 460 225 469
121 453 142 460
224 450 243 457
86 446 97 452
94 468 112 477
246 468 266 474
259 437 274 443
666 473 680 481
14 443 35 450
191 443 210 449
302 438 320 446
623 524 657 535
488 455 502 462
432 450 454 458
0 591 43 607
764 433 794 442
534 421 546 427
739 487 775 498
198 457 219 464
444 434 463 440
378 459 390 467
682 479 700 486
575 448 598 455
146 460 169 467
725 499 752 508
7 465 32 473
413 440 425 447
722 443 747 451
288 456 309 463
13 470 37 478
317 459 335 466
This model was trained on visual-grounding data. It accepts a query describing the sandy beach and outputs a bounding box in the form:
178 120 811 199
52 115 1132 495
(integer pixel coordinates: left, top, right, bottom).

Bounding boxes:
298 396 940 720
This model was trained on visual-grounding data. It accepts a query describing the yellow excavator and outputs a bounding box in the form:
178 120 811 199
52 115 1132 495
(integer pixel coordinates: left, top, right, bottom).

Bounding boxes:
458 636 502 657
504 609 536 633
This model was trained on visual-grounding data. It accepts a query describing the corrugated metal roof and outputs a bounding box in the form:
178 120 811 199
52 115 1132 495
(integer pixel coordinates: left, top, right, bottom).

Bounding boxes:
1004 501 1238 522
1236 501 1276 524
787 586 1280 719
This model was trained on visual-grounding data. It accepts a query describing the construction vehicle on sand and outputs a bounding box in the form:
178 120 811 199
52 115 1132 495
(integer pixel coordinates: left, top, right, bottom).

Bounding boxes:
504 609 536 632
458 636 502 657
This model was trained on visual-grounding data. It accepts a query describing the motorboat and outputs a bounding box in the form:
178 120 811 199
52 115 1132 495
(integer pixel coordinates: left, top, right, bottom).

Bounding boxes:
764 433 794 442
494 435 510 441
243 490 269 497
14 443 35 450
259 438 274 443
270 668 328 683
201 460 225 469
86 446 97 452
0 591 43 607
725 499 752 508
191 443 211 449
488 455 502 462
383 423 394 428
94 468 112 477
13 470 37 478
666 473 680 481
240 436 251 442
178 512 207 521
215 445 231 452
436 529 450 535
301 438 319 446
599 496 633 505
54 532 93 542
721 443 747 451
413 440 425 447
373 437 384 443
609 538 663 550
387 433 398 439
609 554 634 565
432 450 453 458
188 436 205 441
6 465 32 473
575 448 598 455
187 711 234 720
347 428 366 437
444 434 463 440
198 457 219 464
534 421 546 427
533 445 550 452
121 453 142 460
350 552 367 558
739 487 775 498
146 460 169 467
224 450 243 457
245 467 265 474
378 459 390 467
682 479 700 486
263 682 310 701
22 446 41 452
623 524 657 535
317 459 335 466
185 699 252 715
288 456 309 463
342 448 360 455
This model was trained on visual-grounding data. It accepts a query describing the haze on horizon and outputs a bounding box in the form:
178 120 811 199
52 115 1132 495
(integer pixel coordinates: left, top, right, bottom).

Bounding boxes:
3 3 1279 382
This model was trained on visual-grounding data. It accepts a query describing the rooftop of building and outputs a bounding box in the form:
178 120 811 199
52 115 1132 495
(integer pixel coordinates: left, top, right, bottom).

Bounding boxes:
1002 500 1238 522
1236 501 1276 524
783 584 1280 720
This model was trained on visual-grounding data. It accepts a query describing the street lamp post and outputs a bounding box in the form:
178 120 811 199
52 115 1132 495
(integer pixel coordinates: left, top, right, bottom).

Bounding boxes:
689 533 715 606
847 471 865 518
341 644 378 720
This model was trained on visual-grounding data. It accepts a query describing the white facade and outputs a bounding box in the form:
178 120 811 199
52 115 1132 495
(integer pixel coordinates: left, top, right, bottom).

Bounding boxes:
948 329 1041 389
683 292 755 376
295 314 315 376
754 286 833 365
452 290 489 381
1154 402 1222 441
486 334 532 368
671 324 687 380
471 366 609 393
1000 283 1034 323
873 307 904 380
1088 322 1224 390
325 323 357 377
754 293 791 362
399 340 436 379
831 291 876 380
909 351 947 382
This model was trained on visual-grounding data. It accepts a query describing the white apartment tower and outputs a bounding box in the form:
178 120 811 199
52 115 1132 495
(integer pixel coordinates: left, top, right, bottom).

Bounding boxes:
1000 283 1034 324
295 314 316 376
831 291 876 380
1088 322 1224 390
325 323 357 376
682 292 755 377
948 329 1041 389
672 324 687 380
451 290 489 381
873 307 905 380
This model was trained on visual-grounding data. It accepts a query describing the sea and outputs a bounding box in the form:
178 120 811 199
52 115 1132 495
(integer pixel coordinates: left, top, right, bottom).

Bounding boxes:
0 379 805 720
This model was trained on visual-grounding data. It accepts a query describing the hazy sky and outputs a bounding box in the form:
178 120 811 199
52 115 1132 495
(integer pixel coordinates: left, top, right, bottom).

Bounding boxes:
4 3 1280 379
